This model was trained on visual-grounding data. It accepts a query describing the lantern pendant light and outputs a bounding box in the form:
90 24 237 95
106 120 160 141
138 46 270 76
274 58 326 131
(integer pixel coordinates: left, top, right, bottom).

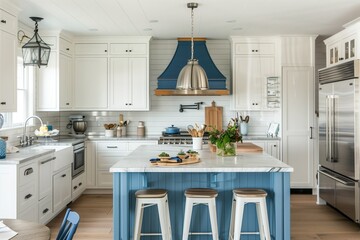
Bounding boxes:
176 2 209 90
22 17 51 68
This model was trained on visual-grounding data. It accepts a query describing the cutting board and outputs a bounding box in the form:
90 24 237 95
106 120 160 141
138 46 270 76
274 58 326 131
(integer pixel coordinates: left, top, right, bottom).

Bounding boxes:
236 142 263 152
205 101 223 131
151 157 200 166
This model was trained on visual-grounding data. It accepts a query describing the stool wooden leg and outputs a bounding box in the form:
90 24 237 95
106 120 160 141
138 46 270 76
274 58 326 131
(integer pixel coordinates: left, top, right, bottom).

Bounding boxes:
256 202 265 240
259 198 271 240
228 196 236 240
233 198 245 240
182 198 194 240
133 199 144 240
208 198 219 240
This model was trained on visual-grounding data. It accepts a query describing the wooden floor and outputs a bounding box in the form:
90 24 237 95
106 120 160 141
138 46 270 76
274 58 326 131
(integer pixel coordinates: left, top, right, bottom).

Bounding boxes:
47 194 360 239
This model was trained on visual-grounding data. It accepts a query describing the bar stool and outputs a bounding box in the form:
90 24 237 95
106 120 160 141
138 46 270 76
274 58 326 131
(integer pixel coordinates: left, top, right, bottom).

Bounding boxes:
133 189 172 240
182 188 219 240
228 189 271 240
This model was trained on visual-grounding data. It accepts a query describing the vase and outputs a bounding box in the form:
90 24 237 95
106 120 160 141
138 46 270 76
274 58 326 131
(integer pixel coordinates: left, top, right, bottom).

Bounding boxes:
216 142 237 156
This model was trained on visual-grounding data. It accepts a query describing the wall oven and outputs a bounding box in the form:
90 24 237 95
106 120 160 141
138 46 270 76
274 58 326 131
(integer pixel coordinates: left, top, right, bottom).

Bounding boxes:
72 142 85 178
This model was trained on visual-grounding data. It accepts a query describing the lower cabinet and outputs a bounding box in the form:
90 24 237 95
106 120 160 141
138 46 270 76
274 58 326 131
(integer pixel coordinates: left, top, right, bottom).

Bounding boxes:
72 172 86 201
245 139 281 160
86 140 158 189
53 166 72 214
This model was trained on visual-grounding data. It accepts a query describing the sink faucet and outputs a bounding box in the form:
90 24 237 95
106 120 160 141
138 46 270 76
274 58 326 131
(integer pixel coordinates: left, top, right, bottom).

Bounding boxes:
20 115 44 147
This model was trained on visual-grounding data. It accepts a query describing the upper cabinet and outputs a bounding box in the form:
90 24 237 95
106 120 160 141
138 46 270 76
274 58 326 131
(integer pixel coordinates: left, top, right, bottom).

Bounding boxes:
230 37 280 111
73 37 151 111
37 33 74 111
324 19 360 67
0 5 17 112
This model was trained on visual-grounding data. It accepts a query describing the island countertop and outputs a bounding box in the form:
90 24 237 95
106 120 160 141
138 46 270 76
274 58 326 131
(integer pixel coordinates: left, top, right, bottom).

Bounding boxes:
110 145 293 173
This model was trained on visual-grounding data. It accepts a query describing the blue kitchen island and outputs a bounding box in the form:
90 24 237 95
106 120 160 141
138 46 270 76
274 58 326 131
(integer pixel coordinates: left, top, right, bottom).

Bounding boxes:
110 145 293 240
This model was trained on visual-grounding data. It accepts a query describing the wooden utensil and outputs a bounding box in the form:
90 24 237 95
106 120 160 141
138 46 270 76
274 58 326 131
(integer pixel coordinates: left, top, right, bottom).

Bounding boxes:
205 101 223 131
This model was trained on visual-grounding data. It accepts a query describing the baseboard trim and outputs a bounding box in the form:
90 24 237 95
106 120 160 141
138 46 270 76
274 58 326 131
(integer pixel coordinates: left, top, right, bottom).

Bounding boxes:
291 188 313 194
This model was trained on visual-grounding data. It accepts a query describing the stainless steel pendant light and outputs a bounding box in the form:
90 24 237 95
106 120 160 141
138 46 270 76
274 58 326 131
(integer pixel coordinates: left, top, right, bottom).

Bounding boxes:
176 2 209 90
22 17 51 68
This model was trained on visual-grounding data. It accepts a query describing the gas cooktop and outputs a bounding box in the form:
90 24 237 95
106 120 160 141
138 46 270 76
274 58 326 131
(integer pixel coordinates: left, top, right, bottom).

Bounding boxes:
158 131 209 145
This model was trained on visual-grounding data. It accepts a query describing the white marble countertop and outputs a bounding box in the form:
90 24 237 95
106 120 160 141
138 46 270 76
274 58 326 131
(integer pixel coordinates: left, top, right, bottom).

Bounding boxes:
0 147 54 165
86 135 160 141
110 145 293 173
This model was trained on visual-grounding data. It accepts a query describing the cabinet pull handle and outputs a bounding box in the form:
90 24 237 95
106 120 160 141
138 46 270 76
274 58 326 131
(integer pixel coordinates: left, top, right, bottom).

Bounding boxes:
66 48 70 51
107 146 118 149
74 186 78 190
79 182 82 186
0 102 6 105
339 57 344 61
104 50 107 52
274 145 277 147
310 126 313 139
25 194 32 199
61 174 66 177
41 157 56 164
43 208 49 214
1 20 6 24
66 103 70 105
24 168 33 176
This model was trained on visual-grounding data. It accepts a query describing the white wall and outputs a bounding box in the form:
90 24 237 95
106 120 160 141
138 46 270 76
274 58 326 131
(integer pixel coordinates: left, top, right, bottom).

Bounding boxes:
0 39 280 145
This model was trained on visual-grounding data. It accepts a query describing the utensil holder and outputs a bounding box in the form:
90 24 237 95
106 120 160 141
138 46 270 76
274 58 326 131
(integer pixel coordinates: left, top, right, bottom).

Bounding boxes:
240 122 248 136
105 129 114 137
192 137 203 150
121 126 127 136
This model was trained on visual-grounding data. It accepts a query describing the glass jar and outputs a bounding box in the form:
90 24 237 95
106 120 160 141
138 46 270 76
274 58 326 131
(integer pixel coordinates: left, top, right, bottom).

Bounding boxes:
216 142 237 156
0 137 6 159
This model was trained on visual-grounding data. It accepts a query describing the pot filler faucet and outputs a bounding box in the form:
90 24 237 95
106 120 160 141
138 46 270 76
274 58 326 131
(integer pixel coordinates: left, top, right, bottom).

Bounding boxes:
19 115 44 147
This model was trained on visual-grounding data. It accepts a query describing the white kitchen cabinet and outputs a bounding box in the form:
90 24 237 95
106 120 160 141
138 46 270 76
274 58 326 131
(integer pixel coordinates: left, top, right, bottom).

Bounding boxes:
86 141 96 188
38 154 55 224
37 34 74 111
282 66 314 189
53 166 71 214
75 43 108 55
0 22 16 112
231 37 278 111
74 57 108 109
72 171 86 201
245 139 281 160
0 158 38 221
110 43 147 55
109 57 148 110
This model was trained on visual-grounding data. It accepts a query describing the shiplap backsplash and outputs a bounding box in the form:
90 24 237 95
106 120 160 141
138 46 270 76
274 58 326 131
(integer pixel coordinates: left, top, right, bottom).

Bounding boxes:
0 39 280 145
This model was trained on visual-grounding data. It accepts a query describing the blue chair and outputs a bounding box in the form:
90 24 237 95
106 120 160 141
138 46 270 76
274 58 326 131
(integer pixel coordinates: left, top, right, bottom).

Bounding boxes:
56 208 80 240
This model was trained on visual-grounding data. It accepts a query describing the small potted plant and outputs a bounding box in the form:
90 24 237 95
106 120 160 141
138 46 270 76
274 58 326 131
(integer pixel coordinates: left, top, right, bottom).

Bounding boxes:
177 149 187 159
213 120 242 156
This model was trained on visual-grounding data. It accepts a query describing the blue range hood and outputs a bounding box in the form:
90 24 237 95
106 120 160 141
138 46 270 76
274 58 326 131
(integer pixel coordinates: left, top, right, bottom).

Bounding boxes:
155 38 229 96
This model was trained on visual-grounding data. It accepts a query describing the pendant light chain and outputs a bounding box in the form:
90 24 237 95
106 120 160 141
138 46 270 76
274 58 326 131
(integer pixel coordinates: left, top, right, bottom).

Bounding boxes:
190 6 194 60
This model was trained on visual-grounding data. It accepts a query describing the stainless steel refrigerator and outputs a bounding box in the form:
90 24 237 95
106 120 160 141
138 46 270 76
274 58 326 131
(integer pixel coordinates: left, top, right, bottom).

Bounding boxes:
318 60 360 223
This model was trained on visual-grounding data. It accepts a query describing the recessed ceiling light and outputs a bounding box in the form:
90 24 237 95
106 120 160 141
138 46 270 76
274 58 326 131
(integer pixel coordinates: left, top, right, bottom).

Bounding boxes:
143 28 152 31
89 28 98 31
232 27 242 30
226 20 236 23
149 20 159 23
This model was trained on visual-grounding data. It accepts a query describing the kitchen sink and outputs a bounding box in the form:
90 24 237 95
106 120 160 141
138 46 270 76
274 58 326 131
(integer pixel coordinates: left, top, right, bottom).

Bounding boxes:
31 145 72 152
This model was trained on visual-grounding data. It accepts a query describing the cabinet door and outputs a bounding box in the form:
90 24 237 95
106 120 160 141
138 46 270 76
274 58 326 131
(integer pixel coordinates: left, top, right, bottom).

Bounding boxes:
86 141 96 188
37 52 58 111
39 158 52 200
233 56 274 110
266 141 280 160
109 57 148 110
75 43 108 55
282 66 314 188
59 53 73 109
328 42 340 66
0 30 16 111
53 166 71 213
235 43 274 55
343 35 356 61
74 57 108 109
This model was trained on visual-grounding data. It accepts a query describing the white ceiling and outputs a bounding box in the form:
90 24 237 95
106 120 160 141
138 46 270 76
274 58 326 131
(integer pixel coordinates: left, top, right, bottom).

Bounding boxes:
11 0 360 39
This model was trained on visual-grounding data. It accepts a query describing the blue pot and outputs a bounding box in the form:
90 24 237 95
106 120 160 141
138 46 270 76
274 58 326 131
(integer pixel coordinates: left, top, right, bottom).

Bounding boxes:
165 125 180 134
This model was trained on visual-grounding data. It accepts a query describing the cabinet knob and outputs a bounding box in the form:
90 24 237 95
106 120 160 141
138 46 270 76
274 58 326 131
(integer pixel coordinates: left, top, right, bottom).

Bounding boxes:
61 174 66 178
0 102 6 105
74 186 78 190
79 182 82 186
66 48 70 51
25 194 32 200
339 57 344 61
129 103 132 106
129 50 132 52
43 208 49 214
104 50 107 52
66 103 70 105
125 50 128 52
255 50 258 52
252 50 255 52
1 20 6 24
274 145 277 147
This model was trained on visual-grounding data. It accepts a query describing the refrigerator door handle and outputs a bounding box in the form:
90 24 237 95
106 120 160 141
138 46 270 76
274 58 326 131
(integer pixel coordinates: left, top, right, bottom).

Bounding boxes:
319 170 355 186
331 97 337 162
326 96 331 162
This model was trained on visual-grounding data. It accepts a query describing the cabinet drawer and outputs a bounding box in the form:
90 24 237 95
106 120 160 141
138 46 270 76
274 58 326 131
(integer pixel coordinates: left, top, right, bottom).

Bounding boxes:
75 43 108 55
96 171 113 188
38 195 52 224
18 203 37 222
97 142 128 152
18 181 37 212
97 153 124 170
110 43 147 55
19 161 37 186
0 9 17 34
235 43 275 55
128 141 157 151
72 172 86 200
59 38 73 54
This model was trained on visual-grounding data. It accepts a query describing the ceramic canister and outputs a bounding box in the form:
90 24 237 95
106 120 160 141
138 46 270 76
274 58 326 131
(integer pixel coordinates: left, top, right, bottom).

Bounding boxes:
0 137 6 159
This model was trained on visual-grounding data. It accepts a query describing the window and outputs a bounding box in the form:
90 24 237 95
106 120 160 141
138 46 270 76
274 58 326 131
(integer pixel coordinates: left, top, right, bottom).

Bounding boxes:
1 54 34 128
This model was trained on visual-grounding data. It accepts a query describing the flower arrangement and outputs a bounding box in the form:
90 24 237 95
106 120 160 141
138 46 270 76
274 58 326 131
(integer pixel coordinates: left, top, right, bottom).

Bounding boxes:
208 120 242 156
